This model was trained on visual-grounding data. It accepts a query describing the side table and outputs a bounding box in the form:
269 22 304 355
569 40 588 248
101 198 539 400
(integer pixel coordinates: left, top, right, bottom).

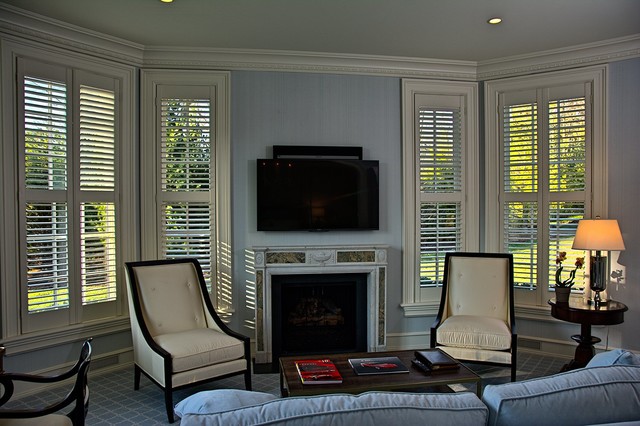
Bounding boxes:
548 298 628 370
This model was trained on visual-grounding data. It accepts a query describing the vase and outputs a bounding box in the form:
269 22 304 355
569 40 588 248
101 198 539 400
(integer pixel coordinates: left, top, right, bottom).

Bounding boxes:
555 286 571 303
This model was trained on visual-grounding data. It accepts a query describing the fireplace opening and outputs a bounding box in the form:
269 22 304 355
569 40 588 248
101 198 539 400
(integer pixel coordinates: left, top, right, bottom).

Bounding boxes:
272 273 368 365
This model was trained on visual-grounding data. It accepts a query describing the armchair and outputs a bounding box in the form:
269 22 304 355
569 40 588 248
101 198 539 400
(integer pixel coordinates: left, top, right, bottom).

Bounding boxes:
124 258 251 423
430 252 517 381
0 339 92 426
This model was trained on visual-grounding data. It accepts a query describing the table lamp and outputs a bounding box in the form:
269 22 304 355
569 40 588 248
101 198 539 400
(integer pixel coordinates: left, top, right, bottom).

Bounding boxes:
572 217 625 307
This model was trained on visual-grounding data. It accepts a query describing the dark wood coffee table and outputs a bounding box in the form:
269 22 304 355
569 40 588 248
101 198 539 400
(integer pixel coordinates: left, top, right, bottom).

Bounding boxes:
279 349 482 397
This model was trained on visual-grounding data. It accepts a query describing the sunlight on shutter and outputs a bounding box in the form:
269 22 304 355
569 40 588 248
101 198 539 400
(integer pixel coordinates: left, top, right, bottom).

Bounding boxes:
549 98 586 192
161 99 211 191
161 202 213 289
24 77 67 190
26 203 70 313
503 202 537 290
81 202 117 304
418 108 462 288
503 103 537 193
79 86 115 191
159 97 213 290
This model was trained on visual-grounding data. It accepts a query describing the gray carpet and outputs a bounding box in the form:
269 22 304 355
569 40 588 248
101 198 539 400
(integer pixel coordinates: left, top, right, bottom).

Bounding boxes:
4 351 569 425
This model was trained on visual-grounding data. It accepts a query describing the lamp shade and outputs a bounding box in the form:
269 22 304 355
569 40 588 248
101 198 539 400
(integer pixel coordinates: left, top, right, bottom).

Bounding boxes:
572 219 625 251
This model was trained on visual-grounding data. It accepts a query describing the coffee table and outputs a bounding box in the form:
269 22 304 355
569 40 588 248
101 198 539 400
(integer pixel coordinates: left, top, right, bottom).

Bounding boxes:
279 349 482 397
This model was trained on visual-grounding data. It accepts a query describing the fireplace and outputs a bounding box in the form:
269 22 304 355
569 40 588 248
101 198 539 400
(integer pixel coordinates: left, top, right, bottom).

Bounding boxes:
252 245 388 365
271 273 368 363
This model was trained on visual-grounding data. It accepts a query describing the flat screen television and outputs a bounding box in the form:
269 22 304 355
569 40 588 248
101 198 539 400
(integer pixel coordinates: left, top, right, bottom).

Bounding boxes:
257 158 379 231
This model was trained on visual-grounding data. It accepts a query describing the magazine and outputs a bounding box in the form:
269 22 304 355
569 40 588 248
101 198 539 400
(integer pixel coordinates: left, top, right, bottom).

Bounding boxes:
348 356 410 375
294 359 343 384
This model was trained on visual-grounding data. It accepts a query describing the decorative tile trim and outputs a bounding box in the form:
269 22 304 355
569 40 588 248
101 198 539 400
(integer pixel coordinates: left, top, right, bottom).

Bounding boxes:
337 250 376 263
266 252 305 264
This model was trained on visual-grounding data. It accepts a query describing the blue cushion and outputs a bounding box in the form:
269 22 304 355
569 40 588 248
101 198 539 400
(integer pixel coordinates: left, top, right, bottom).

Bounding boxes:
175 389 278 417
586 349 640 368
482 365 640 426
178 391 488 426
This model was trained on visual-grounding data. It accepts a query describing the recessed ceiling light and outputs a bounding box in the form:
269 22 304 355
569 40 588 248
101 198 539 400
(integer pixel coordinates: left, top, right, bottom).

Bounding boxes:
160 0 174 3
487 17 503 25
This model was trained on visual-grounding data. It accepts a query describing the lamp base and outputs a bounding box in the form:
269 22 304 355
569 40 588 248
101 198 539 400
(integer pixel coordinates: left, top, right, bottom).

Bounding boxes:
590 290 608 308
589 253 607 308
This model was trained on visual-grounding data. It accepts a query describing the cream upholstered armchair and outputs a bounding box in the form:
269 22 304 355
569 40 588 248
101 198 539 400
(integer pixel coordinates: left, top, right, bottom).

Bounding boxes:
125 258 251 423
430 252 517 381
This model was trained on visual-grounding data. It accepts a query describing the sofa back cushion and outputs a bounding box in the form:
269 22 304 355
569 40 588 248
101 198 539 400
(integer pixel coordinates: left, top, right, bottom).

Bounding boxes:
177 391 488 426
482 365 640 426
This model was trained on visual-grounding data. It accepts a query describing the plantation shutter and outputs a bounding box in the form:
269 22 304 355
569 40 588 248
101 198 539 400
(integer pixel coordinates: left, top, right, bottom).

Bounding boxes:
157 88 214 289
500 85 589 302
417 100 464 290
78 84 117 306
19 59 121 331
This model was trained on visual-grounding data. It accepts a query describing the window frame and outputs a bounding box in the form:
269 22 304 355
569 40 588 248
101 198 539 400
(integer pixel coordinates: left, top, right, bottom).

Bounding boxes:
140 70 232 313
484 66 607 312
1 39 135 343
401 79 479 317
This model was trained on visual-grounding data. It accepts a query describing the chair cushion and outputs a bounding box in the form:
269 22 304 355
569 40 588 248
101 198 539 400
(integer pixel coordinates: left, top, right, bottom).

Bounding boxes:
155 328 245 373
437 315 511 350
0 415 72 426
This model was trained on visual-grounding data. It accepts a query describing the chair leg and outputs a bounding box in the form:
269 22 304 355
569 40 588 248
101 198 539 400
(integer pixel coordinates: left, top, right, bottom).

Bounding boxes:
133 364 141 390
245 369 252 391
165 388 174 423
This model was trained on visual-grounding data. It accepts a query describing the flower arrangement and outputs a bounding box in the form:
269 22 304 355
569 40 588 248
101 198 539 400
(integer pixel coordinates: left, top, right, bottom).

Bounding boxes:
555 251 584 288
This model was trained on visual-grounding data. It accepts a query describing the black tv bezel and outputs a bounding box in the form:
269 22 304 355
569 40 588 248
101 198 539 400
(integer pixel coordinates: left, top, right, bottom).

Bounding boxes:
256 158 380 232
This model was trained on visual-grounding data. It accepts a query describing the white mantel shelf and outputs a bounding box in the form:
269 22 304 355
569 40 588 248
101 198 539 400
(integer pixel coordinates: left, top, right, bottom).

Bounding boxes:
252 245 389 364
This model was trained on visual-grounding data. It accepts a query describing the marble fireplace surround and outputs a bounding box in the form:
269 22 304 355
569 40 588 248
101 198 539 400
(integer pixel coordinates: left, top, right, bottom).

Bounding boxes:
252 245 388 364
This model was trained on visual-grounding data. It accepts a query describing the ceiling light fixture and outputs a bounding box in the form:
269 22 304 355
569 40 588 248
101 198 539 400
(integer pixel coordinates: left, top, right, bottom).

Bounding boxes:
160 0 174 3
487 17 502 25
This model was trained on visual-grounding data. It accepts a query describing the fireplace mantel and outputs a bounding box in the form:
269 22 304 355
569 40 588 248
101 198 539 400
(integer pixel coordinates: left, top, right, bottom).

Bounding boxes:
252 245 388 364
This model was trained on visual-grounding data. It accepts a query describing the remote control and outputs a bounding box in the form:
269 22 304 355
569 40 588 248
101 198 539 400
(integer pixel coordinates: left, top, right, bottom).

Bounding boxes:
411 358 431 374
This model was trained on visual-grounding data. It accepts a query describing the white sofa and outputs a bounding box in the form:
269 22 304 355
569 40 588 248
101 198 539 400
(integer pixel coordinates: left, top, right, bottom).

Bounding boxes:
175 350 640 426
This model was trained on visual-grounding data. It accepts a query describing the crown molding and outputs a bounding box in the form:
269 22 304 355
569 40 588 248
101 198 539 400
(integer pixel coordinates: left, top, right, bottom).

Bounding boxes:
477 34 640 81
0 3 144 66
142 46 477 80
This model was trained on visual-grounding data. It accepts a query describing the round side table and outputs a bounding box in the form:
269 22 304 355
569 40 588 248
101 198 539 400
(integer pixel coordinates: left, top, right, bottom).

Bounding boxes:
548 298 628 370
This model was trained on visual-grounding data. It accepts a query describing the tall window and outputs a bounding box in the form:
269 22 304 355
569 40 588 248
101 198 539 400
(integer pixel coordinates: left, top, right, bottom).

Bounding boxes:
402 81 478 315
15 58 124 333
486 67 606 307
141 71 232 311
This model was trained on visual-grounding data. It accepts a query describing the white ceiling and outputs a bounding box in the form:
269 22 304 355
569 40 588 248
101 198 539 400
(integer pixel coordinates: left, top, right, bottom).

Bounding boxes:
2 0 639 62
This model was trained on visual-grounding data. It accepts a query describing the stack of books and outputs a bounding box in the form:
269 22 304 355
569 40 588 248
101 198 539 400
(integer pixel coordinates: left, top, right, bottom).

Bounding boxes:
412 349 460 373
294 359 343 385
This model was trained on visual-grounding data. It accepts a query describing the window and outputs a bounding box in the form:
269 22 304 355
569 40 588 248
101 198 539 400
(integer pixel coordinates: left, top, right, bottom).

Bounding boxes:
141 71 232 311
485 67 606 308
1 51 133 336
401 80 479 316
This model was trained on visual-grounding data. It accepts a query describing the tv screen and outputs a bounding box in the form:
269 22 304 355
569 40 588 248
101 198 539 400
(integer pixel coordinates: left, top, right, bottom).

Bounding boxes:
257 158 379 231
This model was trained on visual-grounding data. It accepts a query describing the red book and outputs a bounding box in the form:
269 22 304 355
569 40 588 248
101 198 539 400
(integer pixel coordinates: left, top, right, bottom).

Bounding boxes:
295 359 343 385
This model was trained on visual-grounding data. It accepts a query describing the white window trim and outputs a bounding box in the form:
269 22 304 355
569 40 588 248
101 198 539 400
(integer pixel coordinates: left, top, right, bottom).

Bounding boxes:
484 66 607 316
401 79 479 317
0 39 136 343
140 70 232 312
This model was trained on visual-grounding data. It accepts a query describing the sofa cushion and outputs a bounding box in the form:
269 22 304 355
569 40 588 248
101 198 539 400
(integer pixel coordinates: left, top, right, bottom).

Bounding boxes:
175 390 278 417
482 365 640 426
177 391 488 426
154 329 245 373
586 349 640 368
437 315 512 350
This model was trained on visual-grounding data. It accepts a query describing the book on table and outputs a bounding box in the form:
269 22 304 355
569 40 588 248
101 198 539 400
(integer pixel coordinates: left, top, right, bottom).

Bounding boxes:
414 349 460 371
348 356 410 375
294 359 343 385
